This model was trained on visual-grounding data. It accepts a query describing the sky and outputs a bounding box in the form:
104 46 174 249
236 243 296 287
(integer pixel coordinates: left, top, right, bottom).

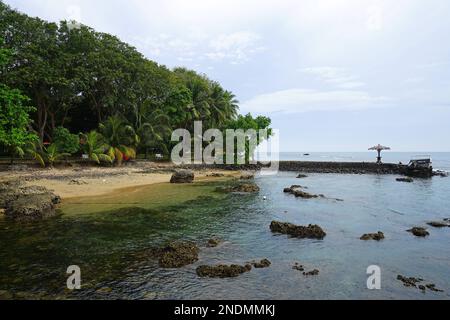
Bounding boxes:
4 0 450 151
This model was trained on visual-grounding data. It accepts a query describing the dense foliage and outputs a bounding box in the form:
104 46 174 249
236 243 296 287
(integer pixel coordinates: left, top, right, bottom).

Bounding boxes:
0 1 271 164
0 37 37 162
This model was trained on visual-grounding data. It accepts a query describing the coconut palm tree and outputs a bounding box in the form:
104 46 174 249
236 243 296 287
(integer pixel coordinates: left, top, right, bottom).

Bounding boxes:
137 108 172 159
99 115 138 165
44 144 71 168
80 130 113 164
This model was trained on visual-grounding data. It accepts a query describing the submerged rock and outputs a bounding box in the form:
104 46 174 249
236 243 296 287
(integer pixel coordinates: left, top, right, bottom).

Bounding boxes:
396 177 414 183
397 275 444 293
250 259 271 269
153 241 200 268
221 183 260 193
270 221 326 240
240 173 255 180
407 227 430 237
427 221 449 228
207 238 222 248
283 185 319 199
360 232 385 241
170 170 194 184
196 264 252 278
303 269 320 276
292 263 305 272
296 174 308 179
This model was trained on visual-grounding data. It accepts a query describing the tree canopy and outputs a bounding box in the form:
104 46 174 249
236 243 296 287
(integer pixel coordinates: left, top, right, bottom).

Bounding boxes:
0 1 271 161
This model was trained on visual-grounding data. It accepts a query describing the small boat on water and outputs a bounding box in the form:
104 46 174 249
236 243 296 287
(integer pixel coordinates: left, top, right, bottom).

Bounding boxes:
303 153 310 156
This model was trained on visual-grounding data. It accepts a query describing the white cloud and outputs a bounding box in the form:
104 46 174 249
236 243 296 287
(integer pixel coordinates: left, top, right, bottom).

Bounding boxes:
206 32 265 64
241 88 391 114
302 67 365 89
133 31 264 65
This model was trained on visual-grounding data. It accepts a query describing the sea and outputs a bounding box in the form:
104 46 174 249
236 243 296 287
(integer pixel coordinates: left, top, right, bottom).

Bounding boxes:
0 152 449 300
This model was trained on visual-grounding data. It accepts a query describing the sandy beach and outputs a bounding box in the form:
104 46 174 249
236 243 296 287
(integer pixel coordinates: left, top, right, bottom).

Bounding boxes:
0 162 241 200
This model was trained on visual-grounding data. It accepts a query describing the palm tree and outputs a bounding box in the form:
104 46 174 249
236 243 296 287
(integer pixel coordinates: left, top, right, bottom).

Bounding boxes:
99 115 138 165
137 108 172 159
80 130 113 164
44 144 71 168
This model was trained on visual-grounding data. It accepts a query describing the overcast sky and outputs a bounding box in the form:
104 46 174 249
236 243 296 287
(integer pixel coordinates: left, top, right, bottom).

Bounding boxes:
5 0 450 151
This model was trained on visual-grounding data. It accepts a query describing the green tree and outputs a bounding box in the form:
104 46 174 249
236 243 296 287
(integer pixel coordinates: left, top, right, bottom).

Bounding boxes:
0 37 37 163
99 115 138 165
52 126 80 154
80 130 112 164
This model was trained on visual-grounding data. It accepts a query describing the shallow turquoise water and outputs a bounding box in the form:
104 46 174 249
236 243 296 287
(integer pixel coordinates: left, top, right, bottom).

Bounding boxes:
0 173 449 300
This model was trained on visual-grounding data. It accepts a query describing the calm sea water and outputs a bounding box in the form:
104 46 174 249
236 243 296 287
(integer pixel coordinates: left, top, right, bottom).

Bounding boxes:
1 155 450 300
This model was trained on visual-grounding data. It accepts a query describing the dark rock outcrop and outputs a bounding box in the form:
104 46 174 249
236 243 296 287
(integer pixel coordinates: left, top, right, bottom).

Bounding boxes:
1 183 61 222
240 174 255 180
292 263 305 272
250 259 271 269
360 232 385 241
427 221 449 228
5 193 59 222
196 264 252 278
207 238 222 248
396 177 414 183
296 174 308 179
170 170 194 184
407 227 430 237
270 221 326 239
303 269 320 276
152 241 199 268
221 183 260 193
397 275 444 292
283 185 320 199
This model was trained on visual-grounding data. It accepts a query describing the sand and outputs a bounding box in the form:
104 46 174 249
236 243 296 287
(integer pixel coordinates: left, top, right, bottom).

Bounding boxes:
0 163 242 200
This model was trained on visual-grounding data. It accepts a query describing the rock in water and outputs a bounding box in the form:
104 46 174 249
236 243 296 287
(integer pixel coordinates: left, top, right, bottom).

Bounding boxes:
296 174 308 179
396 177 414 183
155 241 199 268
196 264 252 278
270 221 326 239
221 183 260 193
5 193 58 222
250 259 271 268
240 174 255 180
303 269 320 276
170 170 194 184
407 227 430 237
283 185 319 199
1 184 61 222
360 232 385 241
207 238 222 248
427 221 449 228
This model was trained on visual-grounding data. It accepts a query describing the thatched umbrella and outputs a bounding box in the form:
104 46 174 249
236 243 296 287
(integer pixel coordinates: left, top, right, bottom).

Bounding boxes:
369 144 391 164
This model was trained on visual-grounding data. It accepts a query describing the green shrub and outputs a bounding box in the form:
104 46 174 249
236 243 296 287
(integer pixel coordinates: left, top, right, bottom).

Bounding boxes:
52 127 80 155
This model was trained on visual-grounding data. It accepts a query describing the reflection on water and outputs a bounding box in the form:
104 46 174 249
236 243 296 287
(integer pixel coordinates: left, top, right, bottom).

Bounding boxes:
0 174 449 300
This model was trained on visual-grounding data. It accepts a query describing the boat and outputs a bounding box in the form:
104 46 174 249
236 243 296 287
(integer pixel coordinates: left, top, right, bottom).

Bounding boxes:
405 155 433 177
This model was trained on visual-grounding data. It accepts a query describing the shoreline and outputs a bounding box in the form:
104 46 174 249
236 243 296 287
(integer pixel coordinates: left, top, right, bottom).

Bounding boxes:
0 163 243 200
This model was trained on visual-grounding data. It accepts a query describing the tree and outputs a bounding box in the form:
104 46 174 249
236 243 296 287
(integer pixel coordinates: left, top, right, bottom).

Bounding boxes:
52 126 80 154
79 130 112 164
225 113 273 164
42 144 71 168
0 37 37 163
99 115 138 165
